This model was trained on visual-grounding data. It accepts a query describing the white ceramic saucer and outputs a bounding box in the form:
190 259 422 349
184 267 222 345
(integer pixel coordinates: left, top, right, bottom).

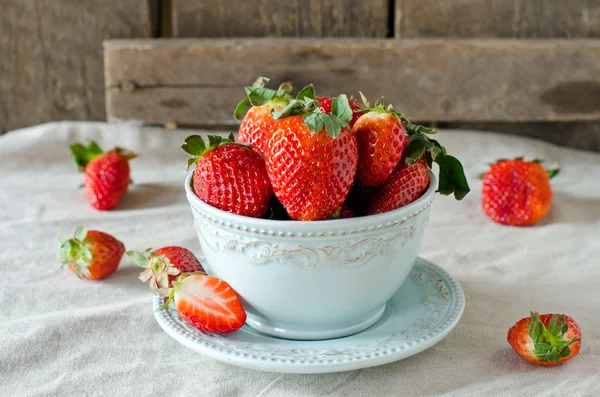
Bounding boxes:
153 257 464 374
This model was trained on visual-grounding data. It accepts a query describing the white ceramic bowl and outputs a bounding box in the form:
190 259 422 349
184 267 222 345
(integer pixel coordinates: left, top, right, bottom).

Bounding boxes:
185 171 436 340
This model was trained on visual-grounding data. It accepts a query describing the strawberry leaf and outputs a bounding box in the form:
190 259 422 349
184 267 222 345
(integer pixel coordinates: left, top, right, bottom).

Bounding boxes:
181 135 208 156
303 110 348 138
332 94 352 123
404 140 427 165
126 250 150 268
296 84 316 101
70 141 105 171
233 97 251 120
435 154 471 200
245 86 278 106
181 134 234 169
272 100 304 120
74 226 87 242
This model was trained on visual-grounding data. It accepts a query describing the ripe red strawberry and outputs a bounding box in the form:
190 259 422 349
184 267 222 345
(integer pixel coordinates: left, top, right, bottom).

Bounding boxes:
266 94 358 220
126 246 204 295
182 134 273 218
351 95 408 187
317 97 363 128
58 226 125 280
482 158 557 226
70 142 137 210
235 77 292 154
507 311 581 366
161 273 246 334
365 157 430 215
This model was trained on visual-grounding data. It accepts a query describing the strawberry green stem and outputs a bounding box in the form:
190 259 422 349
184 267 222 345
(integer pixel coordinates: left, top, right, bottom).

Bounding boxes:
528 311 580 363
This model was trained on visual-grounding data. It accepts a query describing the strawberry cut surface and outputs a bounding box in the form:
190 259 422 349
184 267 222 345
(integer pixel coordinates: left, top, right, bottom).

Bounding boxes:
173 274 246 334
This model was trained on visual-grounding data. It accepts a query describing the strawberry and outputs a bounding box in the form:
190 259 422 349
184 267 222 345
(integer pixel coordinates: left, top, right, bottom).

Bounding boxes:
482 158 558 226
317 97 363 128
266 91 358 221
70 141 137 211
126 246 204 295
161 273 246 334
358 119 470 214
507 311 581 366
58 226 125 280
365 157 430 215
351 95 408 187
234 77 292 154
182 134 273 218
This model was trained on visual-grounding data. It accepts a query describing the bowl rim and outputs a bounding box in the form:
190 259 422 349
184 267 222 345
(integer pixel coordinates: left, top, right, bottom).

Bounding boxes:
185 169 437 230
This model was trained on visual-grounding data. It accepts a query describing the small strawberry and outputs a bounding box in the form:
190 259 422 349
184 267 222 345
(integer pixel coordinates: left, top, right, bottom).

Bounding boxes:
161 273 246 334
266 90 358 221
351 94 408 187
365 157 430 215
482 158 558 226
317 96 363 128
234 77 292 154
70 141 137 211
126 246 204 295
182 134 273 218
507 311 581 367
58 226 125 280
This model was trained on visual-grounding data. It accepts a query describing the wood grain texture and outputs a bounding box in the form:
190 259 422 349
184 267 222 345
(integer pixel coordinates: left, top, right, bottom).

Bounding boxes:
0 0 152 134
446 122 600 152
396 0 600 38
172 0 389 37
105 38 600 125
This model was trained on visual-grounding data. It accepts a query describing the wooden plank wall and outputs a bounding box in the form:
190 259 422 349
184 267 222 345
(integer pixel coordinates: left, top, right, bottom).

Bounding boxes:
0 0 153 134
104 39 600 124
172 0 390 37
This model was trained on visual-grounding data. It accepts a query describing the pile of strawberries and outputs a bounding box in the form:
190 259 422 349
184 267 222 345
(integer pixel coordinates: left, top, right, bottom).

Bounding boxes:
183 77 471 221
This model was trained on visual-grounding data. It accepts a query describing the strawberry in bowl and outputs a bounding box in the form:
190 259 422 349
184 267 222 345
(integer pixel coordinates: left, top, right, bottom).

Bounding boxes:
182 79 469 340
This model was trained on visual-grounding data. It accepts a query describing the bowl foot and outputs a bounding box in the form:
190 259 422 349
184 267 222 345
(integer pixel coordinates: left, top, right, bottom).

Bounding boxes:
245 304 386 341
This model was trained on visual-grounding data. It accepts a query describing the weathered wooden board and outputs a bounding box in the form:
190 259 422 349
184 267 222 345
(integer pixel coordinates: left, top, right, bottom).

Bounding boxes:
0 0 152 134
105 38 600 125
172 0 389 37
396 0 600 38
446 122 600 152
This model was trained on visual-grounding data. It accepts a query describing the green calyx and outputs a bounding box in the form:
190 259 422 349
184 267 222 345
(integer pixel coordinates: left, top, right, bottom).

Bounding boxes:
528 311 580 363
400 110 470 200
70 141 137 171
234 76 293 120
272 85 352 138
58 226 92 279
157 271 207 311
479 158 560 180
126 248 181 296
181 132 236 170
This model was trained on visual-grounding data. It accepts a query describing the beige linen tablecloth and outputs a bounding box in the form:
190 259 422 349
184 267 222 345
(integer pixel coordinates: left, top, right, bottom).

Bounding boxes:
1 122 599 397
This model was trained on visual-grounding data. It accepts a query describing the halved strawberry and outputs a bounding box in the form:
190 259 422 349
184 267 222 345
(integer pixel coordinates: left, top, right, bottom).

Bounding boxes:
507 311 581 366
126 246 204 295
162 273 246 334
